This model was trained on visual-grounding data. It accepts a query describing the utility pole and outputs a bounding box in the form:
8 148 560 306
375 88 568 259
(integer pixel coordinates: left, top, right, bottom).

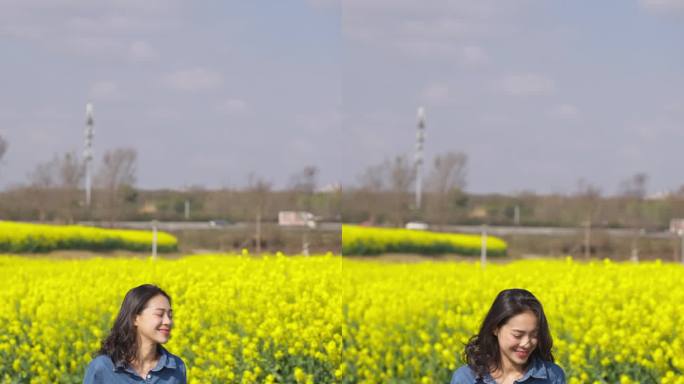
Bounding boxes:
151 220 158 260
680 230 684 264
256 211 262 254
84 102 95 207
584 219 591 259
415 106 426 210
481 224 488 269
630 229 640 262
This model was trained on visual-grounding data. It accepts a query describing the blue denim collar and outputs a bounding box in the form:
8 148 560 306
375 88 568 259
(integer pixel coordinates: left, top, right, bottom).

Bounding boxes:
113 346 177 373
518 356 548 381
480 356 548 383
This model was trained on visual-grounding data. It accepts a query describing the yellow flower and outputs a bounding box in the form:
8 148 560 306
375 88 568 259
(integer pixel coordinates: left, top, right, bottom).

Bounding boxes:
294 367 306 383
2 253 683 382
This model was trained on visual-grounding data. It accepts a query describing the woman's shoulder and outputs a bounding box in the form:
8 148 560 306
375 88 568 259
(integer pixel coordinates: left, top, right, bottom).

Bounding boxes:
83 354 115 382
168 350 186 366
161 347 187 371
450 360 564 384
450 364 478 384
541 360 566 382
86 354 114 371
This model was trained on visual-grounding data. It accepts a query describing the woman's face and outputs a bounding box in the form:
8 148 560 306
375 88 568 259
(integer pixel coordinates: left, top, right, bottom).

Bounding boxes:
494 310 539 369
134 294 173 345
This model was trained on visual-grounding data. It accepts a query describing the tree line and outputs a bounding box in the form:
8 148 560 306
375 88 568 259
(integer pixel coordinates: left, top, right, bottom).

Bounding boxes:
342 151 684 231
0 134 340 223
2 131 684 230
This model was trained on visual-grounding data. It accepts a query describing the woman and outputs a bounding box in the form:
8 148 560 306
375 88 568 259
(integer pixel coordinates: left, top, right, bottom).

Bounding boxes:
451 289 565 384
83 284 187 383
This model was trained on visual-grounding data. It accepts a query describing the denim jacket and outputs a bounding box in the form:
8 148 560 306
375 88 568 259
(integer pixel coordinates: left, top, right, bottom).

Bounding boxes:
83 346 186 384
450 356 566 384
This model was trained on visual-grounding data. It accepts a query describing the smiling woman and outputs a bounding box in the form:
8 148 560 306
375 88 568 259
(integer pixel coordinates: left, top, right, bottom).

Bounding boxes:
83 284 187 384
450 289 566 384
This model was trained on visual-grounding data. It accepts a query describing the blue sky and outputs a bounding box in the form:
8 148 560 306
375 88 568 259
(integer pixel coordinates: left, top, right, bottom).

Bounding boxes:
341 0 684 195
1 0 683 195
0 0 341 190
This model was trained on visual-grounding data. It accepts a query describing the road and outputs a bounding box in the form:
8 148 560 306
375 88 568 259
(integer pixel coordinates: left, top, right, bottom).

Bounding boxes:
439 225 673 239
77 221 342 232
74 222 678 239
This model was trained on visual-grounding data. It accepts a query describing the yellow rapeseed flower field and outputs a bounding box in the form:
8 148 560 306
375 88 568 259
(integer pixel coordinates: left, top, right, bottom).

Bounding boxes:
342 225 507 256
1 255 683 383
0 221 177 253
342 257 684 384
0 254 341 384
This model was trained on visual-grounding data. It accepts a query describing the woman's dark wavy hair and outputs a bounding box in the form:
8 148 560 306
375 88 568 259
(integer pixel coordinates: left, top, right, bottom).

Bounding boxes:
463 288 554 378
98 284 171 365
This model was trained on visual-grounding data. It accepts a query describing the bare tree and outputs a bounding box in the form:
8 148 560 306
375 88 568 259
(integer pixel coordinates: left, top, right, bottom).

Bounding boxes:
618 172 648 227
356 163 386 224
674 184 684 197
618 172 648 260
247 174 273 212
426 151 468 228
0 134 8 164
386 154 415 225
574 178 603 258
576 178 602 199
388 155 414 193
27 159 58 221
289 165 318 194
95 148 137 223
357 163 385 192
575 179 602 223
0 134 8 196
246 173 273 253
29 162 56 188
56 151 84 222
58 152 83 189
23 151 85 222
619 173 648 200
288 165 318 211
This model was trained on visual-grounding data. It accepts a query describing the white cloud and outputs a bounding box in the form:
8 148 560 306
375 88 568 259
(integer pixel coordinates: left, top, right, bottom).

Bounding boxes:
26 127 55 146
419 83 451 105
147 106 181 121
163 68 224 92
479 114 513 126
294 110 342 134
66 15 145 33
89 81 121 101
664 100 684 115
128 41 158 62
0 3 180 61
0 108 19 121
215 99 248 115
343 0 500 18
640 0 684 13
0 24 43 39
461 45 488 66
549 104 580 120
343 1 523 60
289 137 317 157
501 74 555 96
0 0 178 13
34 106 72 120
306 0 339 9
402 18 475 40
62 36 127 59
393 40 490 64
394 40 461 59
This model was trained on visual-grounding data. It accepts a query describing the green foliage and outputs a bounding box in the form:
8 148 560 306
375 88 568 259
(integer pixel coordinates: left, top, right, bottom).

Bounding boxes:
0 221 178 253
342 225 507 256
